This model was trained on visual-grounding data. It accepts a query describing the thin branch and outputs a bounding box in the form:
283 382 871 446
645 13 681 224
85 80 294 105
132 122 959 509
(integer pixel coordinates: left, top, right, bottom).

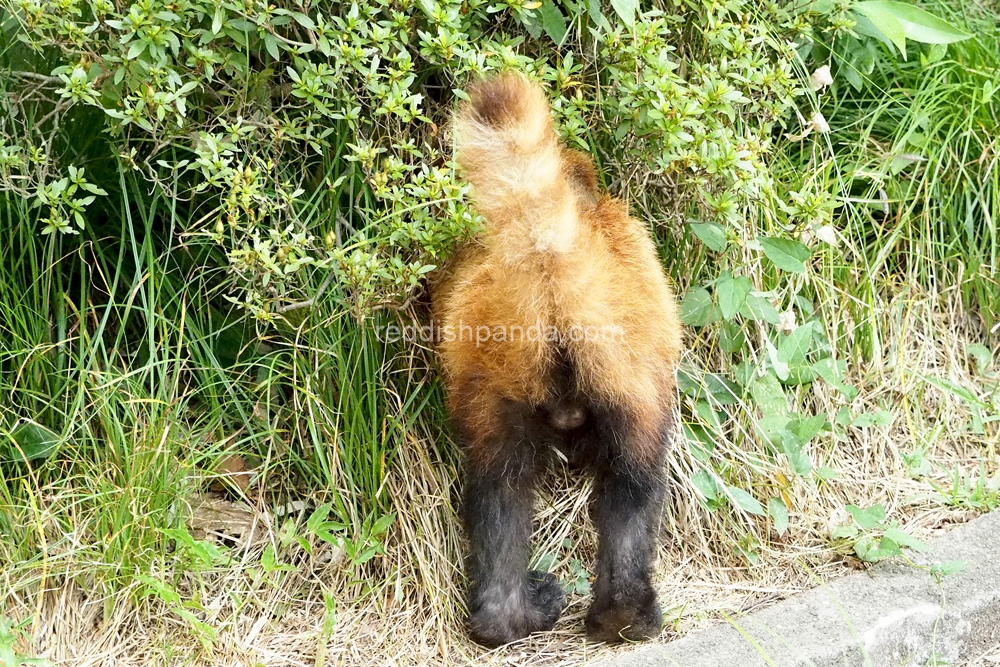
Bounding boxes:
9 72 62 85
275 270 335 314
262 24 311 49
368 289 421 313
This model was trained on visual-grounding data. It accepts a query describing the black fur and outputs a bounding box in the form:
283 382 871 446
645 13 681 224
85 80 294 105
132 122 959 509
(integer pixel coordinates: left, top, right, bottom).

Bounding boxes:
462 399 566 647
584 415 666 642
460 349 669 646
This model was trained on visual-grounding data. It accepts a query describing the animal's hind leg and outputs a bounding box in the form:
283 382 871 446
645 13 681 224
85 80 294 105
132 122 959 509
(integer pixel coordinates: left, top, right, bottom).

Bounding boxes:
585 411 668 643
461 405 566 647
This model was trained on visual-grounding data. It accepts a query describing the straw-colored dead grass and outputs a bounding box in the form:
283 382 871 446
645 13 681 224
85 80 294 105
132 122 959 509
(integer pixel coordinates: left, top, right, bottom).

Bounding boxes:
4 287 998 666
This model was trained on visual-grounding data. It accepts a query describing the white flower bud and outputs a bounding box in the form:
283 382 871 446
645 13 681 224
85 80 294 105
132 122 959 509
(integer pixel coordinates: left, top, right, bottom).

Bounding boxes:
810 65 833 90
809 111 831 134
779 308 797 334
816 225 839 246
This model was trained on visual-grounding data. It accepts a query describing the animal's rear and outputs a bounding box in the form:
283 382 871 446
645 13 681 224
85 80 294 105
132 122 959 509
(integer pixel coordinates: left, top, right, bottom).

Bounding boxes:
436 73 682 649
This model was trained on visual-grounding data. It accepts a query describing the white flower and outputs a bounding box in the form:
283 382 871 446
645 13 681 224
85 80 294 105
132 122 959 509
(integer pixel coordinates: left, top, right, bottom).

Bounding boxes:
809 111 831 134
810 65 833 90
778 308 797 334
816 224 839 246
827 506 849 538
785 110 833 141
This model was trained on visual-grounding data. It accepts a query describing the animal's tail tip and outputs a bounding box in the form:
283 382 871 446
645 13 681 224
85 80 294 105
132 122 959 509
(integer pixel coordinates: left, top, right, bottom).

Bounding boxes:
453 71 565 221
460 72 549 132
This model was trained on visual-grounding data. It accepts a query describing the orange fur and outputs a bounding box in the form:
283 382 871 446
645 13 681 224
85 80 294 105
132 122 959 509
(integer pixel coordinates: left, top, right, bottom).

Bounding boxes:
432 73 682 467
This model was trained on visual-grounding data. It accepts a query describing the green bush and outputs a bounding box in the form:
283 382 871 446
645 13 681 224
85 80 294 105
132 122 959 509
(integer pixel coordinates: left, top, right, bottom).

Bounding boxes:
1 0 807 318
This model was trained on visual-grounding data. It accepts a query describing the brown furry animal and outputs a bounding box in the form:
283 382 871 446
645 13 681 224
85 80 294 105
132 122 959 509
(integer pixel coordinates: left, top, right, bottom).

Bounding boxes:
431 73 682 647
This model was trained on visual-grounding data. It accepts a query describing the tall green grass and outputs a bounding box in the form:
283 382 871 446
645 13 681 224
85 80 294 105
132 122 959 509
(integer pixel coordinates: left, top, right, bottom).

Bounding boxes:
823 0 999 330
0 160 439 602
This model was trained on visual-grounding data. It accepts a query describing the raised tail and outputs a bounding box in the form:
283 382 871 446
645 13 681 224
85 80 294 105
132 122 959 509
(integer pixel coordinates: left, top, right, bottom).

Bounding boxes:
453 73 580 257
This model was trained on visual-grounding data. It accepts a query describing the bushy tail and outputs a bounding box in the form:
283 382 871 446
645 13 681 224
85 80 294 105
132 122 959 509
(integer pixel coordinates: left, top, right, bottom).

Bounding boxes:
453 73 577 254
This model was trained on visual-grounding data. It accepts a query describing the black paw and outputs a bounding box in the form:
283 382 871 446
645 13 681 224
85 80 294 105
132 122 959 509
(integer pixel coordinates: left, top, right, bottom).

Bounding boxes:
527 570 567 626
467 573 566 647
585 589 662 643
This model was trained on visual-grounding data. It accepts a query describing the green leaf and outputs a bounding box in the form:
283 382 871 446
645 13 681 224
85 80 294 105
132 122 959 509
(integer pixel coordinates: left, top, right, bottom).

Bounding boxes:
261 544 297 573
768 498 789 536
815 465 839 481
766 339 789 381
851 410 895 428
679 288 717 327
676 368 700 396
705 374 741 405
841 61 865 91
8 418 61 461
854 2 971 60
869 2 971 44
790 414 828 445
534 0 567 44
726 485 766 516
609 0 638 25
720 320 746 354
127 39 148 59
848 39 876 77
930 560 969 579
921 42 948 66
587 0 612 32
884 525 928 552
263 32 280 60
306 503 347 545
853 2 907 56
743 294 781 325
532 552 557 572
289 11 316 29
779 430 813 476
751 373 788 418
416 0 437 19
832 524 859 540
683 423 716 463
858 535 903 562
353 545 379 564
924 376 982 406
369 512 395 537
691 469 720 502
756 414 791 448
694 400 723 433
773 414 826 475
967 343 992 374
812 357 857 399
777 321 815 366
846 503 886 529
759 237 811 273
716 272 753 321
690 222 728 252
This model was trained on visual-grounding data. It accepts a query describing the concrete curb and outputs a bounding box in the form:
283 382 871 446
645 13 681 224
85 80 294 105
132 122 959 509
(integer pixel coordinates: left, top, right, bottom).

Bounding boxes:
599 511 1000 667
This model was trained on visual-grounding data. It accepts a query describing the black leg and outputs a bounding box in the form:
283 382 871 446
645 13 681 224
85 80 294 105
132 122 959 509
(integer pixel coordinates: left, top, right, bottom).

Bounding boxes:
462 415 566 647
585 417 667 643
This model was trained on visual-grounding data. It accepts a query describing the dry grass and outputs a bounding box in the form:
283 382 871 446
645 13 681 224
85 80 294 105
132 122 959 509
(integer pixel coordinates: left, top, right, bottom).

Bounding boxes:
3 285 997 666
965 643 1000 666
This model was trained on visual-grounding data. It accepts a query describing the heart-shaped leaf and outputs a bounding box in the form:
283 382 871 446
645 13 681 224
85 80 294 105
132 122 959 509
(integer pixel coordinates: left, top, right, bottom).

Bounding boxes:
7 419 61 462
716 271 753 321
768 498 789 536
727 485 766 516
847 503 886 529
759 237 812 273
